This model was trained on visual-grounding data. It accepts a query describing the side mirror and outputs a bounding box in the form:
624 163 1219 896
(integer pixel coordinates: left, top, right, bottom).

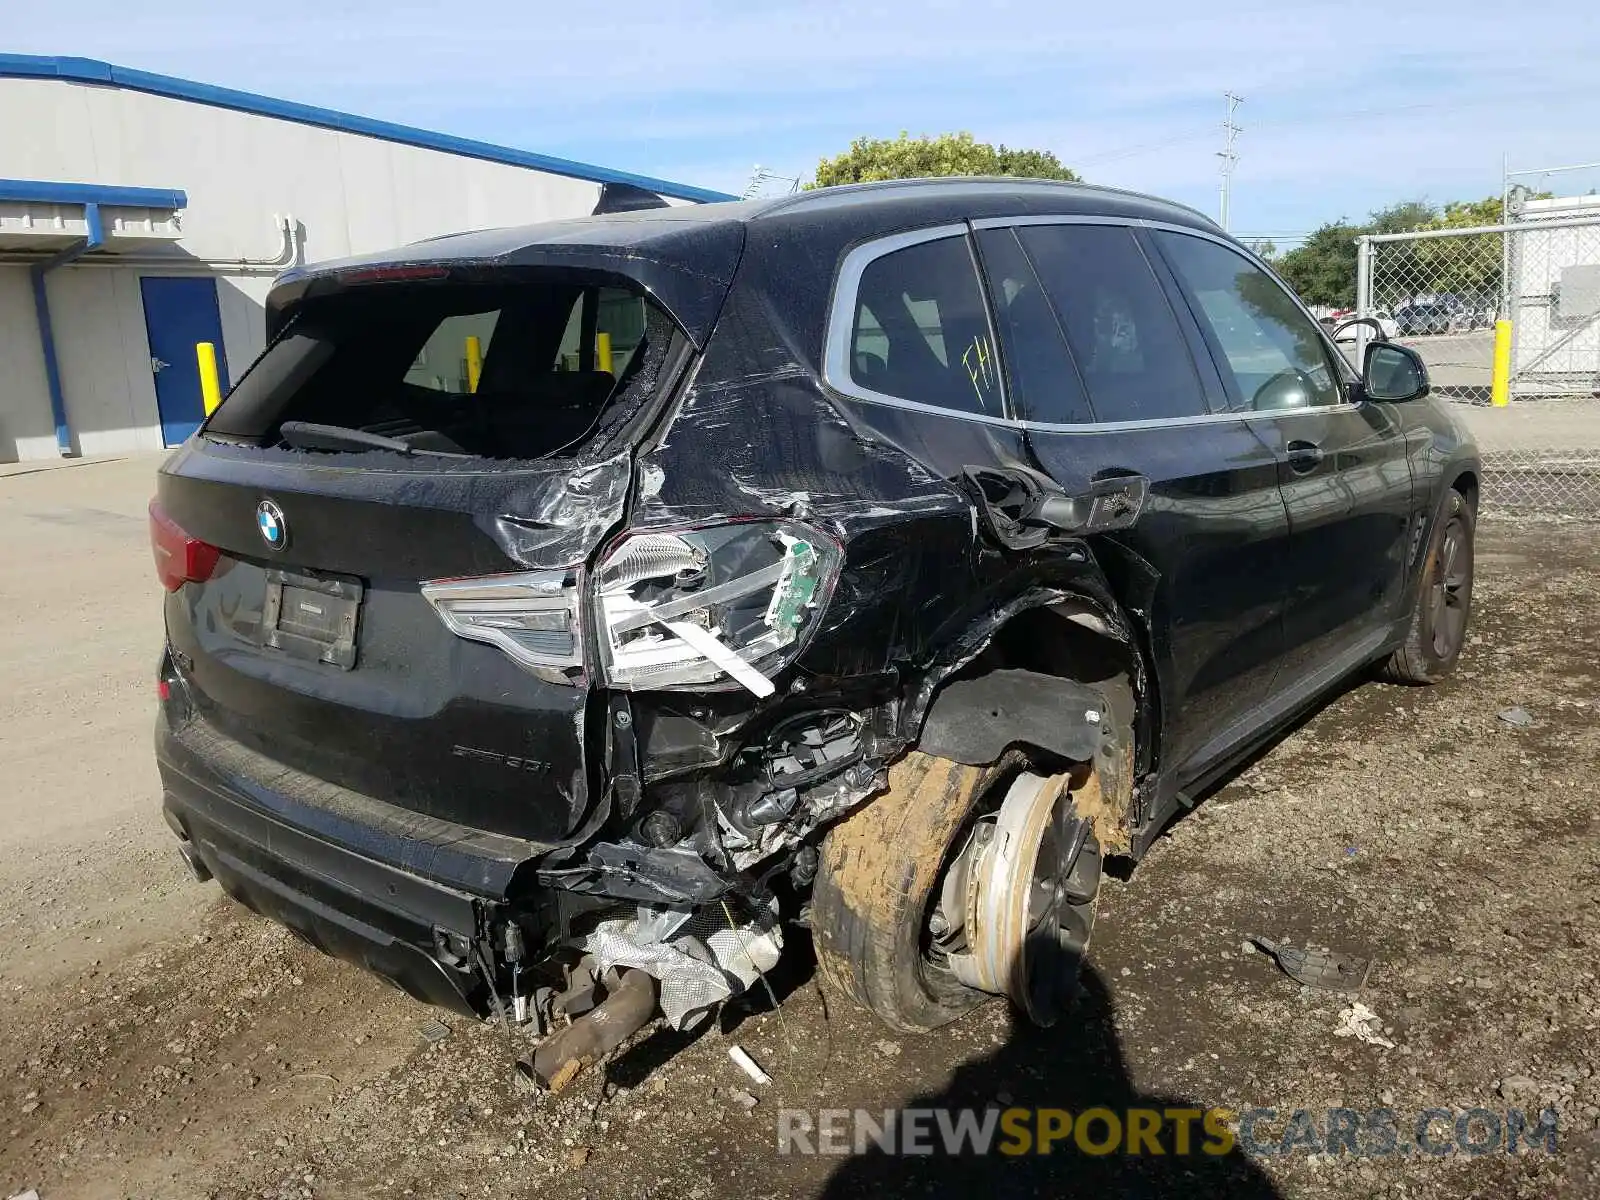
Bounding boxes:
1333 316 1387 342
1363 341 1430 402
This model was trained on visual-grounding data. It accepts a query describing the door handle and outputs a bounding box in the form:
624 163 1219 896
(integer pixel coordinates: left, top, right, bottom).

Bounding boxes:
1286 440 1324 473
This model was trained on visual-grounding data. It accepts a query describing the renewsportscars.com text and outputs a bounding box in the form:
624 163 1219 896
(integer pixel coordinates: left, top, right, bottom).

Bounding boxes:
777 1106 1561 1158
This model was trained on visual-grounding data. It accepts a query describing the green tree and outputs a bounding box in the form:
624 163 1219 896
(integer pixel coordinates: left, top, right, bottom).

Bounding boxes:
1274 196 1529 310
809 132 1078 188
1437 196 1505 228
1274 221 1365 308
1369 200 1439 234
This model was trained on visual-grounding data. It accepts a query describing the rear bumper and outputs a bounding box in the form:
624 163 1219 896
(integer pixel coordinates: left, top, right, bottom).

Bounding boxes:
157 718 542 1017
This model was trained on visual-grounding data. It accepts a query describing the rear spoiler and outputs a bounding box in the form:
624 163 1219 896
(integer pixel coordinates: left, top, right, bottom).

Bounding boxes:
265 216 745 349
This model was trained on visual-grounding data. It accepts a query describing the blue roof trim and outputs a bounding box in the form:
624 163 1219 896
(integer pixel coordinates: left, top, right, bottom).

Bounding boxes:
0 177 187 209
0 53 736 204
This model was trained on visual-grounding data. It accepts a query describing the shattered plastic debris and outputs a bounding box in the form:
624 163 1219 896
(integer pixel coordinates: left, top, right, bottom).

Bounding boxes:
1248 937 1372 991
728 1044 773 1086
418 1018 451 1044
1333 1001 1396 1049
1498 706 1536 728
730 1087 760 1113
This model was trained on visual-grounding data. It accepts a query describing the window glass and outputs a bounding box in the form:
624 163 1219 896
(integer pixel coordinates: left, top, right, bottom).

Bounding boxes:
405 311 498 393
552 287 648 376
976 228 1094 424
210 280 665 461
849 236 1001 416
1156 232 1343 411
1015 224 1207 422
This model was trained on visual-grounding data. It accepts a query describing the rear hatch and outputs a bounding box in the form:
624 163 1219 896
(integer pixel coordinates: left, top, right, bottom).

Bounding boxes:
156 227 740 849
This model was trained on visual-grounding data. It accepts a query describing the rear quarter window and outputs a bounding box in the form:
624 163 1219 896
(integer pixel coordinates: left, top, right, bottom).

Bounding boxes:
845 235 1001 417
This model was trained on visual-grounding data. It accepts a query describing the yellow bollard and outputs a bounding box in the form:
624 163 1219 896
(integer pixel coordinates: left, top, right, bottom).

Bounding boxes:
596 331 614 375
196 342 223 415
1491 319 1513 408
464 336 483 393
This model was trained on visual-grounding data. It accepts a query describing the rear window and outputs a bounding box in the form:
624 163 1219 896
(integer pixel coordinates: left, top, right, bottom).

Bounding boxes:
209 280 668 460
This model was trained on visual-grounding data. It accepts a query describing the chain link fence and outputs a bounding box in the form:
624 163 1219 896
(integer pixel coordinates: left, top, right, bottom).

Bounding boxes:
1357 206 1600 519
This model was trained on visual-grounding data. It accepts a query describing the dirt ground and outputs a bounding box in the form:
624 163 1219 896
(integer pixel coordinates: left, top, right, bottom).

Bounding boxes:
2 455 1598 1200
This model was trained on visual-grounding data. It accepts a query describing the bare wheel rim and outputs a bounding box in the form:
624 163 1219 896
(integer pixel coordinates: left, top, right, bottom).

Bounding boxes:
1019 791 1100 1020
927 770 1102 1026
1429 516 1471 658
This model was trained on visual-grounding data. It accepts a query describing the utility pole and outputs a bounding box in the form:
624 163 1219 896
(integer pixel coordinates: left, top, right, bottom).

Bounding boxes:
1218 91 1243 233
743 165 802 199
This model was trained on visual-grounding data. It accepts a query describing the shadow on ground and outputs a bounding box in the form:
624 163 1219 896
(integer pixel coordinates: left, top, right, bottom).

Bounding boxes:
818 964 1281 1199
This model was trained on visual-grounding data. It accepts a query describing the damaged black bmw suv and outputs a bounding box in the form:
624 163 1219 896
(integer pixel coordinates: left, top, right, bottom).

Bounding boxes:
153 179 1478 1078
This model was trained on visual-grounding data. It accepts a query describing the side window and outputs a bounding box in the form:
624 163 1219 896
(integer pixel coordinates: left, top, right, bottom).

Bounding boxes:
849 235 1001 416
1156 233 1344 411
975 228 1094 424
1015 224 1208 422
405 311 499 393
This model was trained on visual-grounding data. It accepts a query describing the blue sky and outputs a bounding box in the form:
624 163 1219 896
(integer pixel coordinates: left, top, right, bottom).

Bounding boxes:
11 0 1600 237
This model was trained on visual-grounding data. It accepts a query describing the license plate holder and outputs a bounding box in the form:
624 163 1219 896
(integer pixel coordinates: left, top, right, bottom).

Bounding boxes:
262 568 363 670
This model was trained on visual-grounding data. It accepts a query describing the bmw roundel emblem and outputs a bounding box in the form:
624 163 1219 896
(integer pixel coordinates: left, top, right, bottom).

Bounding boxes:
256 499 288 550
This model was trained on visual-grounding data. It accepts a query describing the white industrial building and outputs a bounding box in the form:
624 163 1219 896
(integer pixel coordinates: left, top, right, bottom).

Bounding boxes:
0 54 731 462
1510 193 1600 396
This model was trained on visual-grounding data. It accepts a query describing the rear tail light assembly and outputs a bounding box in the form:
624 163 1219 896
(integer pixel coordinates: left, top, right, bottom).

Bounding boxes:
149 500 221 592
421 570 584 684
421 520 840 697
593 522 838 697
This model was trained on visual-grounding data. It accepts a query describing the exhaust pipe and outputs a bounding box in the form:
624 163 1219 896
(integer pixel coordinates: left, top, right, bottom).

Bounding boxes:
177 840 213 883
526 968 657 1091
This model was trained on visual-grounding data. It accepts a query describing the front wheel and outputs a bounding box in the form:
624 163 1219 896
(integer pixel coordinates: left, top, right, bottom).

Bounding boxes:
1383 488 1475 684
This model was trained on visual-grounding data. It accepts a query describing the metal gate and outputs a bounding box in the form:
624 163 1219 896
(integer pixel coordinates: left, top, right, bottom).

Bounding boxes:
1356 211 1600 518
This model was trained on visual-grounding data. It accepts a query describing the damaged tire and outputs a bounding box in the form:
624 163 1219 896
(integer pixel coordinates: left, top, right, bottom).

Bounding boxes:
1383 487 1475 685
812 751 1102 1033
812 751 996 1032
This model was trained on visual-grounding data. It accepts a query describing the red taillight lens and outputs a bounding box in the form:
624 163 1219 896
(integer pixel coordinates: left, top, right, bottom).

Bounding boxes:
149 499 220 592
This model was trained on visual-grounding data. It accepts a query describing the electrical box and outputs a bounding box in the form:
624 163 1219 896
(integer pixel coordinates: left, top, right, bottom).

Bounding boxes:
1558 263 1600 320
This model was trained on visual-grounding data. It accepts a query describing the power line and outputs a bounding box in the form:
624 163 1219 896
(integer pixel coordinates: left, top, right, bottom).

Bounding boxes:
1076 88 1584 176
1074 125 1215 168
1218 91 1242 232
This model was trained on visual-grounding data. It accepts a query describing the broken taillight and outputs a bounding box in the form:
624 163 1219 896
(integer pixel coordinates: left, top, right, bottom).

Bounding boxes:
149 499 220 592
593 521 841 698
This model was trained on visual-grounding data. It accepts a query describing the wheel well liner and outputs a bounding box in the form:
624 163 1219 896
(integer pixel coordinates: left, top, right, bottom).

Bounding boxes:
917 668 1107 766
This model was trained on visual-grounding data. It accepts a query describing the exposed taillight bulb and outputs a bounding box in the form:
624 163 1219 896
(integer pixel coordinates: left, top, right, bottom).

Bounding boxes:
149 499 220 592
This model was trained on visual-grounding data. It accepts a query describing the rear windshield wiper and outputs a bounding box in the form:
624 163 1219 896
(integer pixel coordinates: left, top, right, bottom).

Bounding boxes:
277 421 461 457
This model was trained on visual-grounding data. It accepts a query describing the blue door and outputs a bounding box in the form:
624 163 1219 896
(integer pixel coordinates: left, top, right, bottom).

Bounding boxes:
140 277 229 446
